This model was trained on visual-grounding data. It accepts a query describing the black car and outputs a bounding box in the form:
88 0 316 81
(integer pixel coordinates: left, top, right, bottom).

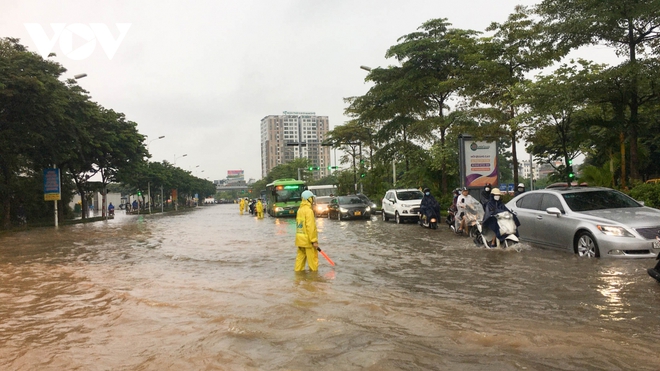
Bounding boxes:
356 193 380 214
328 195 372 220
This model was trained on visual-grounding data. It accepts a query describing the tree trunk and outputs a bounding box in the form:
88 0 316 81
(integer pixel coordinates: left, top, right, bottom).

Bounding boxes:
440 128 447 194
511 130 519 186
620 131 627 190
2 166 12 229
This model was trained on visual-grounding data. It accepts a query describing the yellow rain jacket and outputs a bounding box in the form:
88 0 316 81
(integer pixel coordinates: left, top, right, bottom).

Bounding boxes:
256 200 263 213
295 199 318 248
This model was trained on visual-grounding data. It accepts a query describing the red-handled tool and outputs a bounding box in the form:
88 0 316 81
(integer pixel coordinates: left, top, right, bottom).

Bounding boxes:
317 247 335 266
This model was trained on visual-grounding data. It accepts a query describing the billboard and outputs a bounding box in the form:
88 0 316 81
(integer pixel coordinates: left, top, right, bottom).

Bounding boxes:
43 168 61 201
459 135 498 188
227 170 244 180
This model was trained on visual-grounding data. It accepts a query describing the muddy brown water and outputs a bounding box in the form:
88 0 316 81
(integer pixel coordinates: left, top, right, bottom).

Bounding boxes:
1 204 660 370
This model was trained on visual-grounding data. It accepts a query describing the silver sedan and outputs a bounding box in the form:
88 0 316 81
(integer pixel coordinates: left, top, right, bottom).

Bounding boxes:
506 187 660 258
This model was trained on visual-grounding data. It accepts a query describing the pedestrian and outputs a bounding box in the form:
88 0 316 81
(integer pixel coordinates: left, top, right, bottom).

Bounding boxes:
295 190 319 272
132 199 138 212
239 198 245 215
255 199 264 219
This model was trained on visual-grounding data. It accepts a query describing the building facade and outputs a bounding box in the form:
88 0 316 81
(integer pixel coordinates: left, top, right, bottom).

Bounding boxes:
260 111 331 179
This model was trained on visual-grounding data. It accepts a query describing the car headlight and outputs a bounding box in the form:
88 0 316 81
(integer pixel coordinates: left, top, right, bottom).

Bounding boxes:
366 206 371 212
597 225 634 237
339 207 348 212
274 207 283 212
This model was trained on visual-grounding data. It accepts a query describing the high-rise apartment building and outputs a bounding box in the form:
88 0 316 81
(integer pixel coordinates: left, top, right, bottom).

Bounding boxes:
260 111 331 179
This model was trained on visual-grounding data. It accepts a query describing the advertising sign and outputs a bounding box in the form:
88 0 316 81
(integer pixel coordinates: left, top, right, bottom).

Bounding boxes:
459 135 498 188
227 170 244 180
171 189 178 201
43 168 61 201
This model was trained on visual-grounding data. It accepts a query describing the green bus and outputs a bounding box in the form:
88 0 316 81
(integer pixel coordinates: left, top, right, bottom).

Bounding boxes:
266 178 307 217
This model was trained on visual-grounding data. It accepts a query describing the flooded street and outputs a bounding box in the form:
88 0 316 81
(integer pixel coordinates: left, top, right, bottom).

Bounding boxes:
2 204 660 370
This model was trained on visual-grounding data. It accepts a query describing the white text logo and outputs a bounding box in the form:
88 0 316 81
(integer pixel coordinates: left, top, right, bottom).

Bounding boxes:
24 23 131 60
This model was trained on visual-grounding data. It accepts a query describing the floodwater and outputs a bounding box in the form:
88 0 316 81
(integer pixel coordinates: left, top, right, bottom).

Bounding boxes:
1 204 660 370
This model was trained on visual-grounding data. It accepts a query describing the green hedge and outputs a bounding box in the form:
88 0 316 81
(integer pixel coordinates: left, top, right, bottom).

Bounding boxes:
629 183 660 208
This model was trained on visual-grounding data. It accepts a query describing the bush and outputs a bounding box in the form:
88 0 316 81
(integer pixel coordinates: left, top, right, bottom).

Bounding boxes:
629 183 660 208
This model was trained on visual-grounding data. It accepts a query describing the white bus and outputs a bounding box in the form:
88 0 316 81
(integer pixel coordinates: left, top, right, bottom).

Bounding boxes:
307 185 337 197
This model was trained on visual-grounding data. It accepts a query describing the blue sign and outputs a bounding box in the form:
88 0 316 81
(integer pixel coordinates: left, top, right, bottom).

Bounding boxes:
499 184 507 192
43 168 61 201
508 183 515 192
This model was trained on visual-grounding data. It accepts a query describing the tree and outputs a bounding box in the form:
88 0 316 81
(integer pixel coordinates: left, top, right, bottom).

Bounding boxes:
517 61 600 184
463 6 559 187
0 38 69 228
536 0 660 180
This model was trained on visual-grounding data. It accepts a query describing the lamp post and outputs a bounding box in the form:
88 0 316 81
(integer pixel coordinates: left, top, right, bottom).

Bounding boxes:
173 154 187 210
146 135 165 214
360 65 395 186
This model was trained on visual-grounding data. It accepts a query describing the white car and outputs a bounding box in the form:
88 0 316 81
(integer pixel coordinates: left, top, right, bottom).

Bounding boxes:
381 189 424 224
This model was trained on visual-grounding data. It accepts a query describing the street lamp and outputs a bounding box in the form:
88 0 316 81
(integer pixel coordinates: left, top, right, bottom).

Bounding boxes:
174 153 187 165
74 73 87 79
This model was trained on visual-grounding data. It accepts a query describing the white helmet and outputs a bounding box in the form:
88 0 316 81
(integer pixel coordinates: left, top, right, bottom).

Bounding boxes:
301 190 315 201
518 183 525 188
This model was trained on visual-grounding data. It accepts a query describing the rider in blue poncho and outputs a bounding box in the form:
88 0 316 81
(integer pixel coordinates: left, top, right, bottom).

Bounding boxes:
482 188 520 247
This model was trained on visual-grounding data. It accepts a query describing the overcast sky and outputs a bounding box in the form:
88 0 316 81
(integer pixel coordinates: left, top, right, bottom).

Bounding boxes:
3 0 618 181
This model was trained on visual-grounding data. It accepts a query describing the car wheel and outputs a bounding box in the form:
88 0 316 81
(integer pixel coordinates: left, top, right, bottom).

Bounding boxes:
395 212 401 224
575 231 600 258
382 211 389 222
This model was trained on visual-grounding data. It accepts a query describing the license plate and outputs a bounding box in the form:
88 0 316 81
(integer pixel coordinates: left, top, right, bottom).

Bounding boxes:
653 241 660 250
289 210 294 214
354 211 361 216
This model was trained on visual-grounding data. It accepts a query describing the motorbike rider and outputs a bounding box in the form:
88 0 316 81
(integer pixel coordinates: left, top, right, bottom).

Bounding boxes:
455 187 475 234
108 202 115 216
480 183 492 209
419 188 440 225
514 183 526 196
483 188 520 247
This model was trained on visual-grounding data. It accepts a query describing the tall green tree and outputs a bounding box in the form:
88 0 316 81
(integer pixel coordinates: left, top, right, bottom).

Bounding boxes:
536 0 660 180
0 38 69 227
464 6 558 186
517 61 601 184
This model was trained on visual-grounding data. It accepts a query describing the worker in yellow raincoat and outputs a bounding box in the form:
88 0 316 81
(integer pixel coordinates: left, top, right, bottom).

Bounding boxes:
255 199 264 219
295 190 319 271
238 198 245 215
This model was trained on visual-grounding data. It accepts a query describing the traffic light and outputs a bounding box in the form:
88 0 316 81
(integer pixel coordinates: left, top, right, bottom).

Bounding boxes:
137 190 142 197
327 166 339 170
361 172 366 178
308 166 320 171
567 159 574 179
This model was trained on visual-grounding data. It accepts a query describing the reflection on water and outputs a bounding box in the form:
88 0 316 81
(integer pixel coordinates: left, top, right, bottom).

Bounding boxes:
1 206 660 370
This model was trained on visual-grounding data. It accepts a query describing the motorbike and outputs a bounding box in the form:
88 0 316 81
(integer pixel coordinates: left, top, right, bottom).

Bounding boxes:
446 206 456 230
108 208 115 216
453 197 484 237
418 208 439 229
473 211 520 249
648 238 660 283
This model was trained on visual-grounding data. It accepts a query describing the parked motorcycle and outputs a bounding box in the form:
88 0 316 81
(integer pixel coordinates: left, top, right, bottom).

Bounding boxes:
473 211 519 248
